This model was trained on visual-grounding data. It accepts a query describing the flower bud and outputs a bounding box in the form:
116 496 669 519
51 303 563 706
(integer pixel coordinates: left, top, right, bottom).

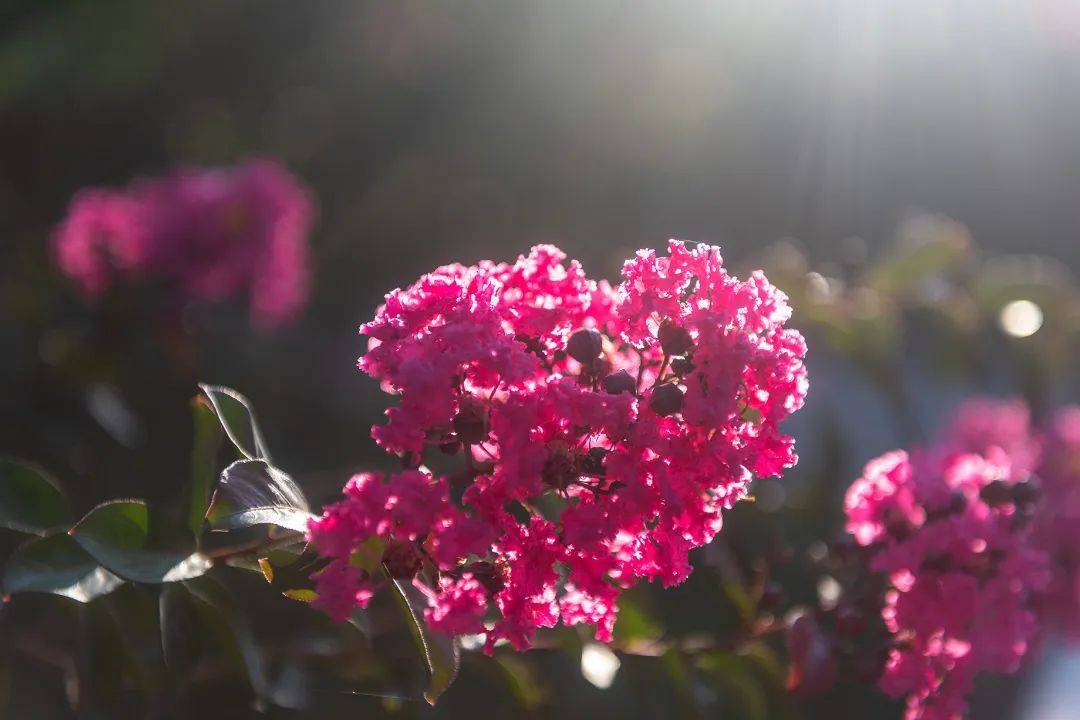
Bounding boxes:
979 480 1012 507
670 356 694 375
579 447 608 475
835 604 865 638
453 397 489 444
658 320 693 355
566 328 603 363
649 383 684 416
603 369 636 395
383 540 422 579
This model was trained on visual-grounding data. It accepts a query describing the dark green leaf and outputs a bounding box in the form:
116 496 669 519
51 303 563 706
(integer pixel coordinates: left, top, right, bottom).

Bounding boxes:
100 584 168 697
697 651 769 720
189 396 224 540
184 574 269 701
389 577 460 705
159 583 203 681
70 500 212 583
0 458 71 535
3 532 123 602
207 460 311 534
198 384 273 462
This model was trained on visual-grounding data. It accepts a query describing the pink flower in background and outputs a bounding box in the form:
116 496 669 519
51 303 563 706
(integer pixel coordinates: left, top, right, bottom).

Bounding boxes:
938 397 1040 479
845 443 1049 719
52 158 314 329
933 396 1080 642
1034 405 1080 639
308 241 808 650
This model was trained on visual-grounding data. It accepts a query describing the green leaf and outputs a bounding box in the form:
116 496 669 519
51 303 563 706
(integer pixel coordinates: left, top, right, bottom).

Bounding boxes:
159 583 203 681
697 651 769 720
184 574 268 701
282 588 316 602
348 536 386 574
389 577 460 705
207 460 312 534
3 532 123 602
613 592 663 643
0 458 71 535
70 500 212 583
100 584 169 698
189 396 224 540
495 654 544 710
198 384 273 462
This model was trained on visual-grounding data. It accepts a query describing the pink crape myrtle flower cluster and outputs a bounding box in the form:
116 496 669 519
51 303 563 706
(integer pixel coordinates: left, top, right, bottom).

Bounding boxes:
943 398 1080 641
844 397 1065 720
1031 406 1080 639
307 241 808 651
53 158 314 329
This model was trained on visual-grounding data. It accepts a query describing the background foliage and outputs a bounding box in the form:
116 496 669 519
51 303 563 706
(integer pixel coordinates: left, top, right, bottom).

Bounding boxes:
2 1 1079 718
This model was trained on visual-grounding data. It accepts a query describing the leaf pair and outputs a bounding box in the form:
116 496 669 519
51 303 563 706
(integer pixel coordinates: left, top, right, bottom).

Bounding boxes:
1 460 125 603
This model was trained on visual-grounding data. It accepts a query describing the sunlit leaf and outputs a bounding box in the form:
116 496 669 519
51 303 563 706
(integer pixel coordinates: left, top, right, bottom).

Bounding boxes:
283 588 316 602
198 384 273 462
869 216 972 297
389 577 460 705
3 532 123 602
348 536 386 574
189 396 224 540
495 654 544 710
0 458 71 535
70 500 212 583
613 592 663 644
697 651 769 720
207 460 312 534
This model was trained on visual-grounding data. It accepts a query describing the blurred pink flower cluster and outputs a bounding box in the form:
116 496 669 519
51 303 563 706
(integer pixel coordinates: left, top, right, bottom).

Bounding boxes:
53 159 314 329
308 241 808 650
845 398 1080 720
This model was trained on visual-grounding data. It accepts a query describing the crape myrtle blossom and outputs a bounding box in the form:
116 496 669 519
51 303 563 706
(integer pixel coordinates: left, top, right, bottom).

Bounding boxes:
937 397 1080 641
1033 406 1080 639
53 158 314 329
308 241 808 651
845 436 1050 719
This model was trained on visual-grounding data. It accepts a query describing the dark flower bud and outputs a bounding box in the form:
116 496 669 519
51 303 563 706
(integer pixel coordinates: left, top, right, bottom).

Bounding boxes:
579 446 608 475
785 611 836 697
979 480 1012 507
466 561 505 595
658 319 693 355
852 645 889 685
439 438 461 455
566 328 603 363
603 369 637 395
921 552 952 573
830 536 858 563
1011 481 1039 506
883 509 913 541
649 383 684 416
759 582 783 612
670 355 694 375
453 397 489 444
382 541 422 579
542 442 576 490
835 604 865 638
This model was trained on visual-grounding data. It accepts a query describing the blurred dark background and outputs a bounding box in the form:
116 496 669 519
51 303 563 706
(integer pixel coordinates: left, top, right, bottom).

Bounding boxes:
2 1 1079 718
